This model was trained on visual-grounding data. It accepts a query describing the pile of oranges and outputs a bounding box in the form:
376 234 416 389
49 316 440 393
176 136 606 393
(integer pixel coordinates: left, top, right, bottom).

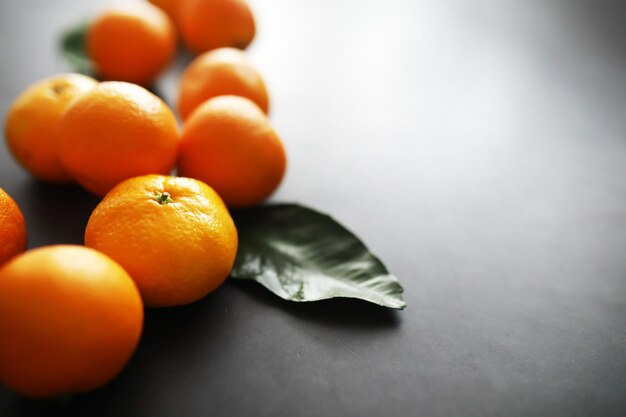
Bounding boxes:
0 0 286 398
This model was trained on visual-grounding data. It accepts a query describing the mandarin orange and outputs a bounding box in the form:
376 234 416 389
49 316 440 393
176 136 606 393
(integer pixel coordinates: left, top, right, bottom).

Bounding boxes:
4 74 97 182
0 188 27 265
178 95 286 207
178 0 255 54
149 0 180 23
87 3 176 86
58 81 179 196
178 47 269 120
0 245 143 398
85 175 238 307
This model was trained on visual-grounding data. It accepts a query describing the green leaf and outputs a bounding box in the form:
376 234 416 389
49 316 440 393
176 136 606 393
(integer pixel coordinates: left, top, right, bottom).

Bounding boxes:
60 22 93 75
231 204 406 309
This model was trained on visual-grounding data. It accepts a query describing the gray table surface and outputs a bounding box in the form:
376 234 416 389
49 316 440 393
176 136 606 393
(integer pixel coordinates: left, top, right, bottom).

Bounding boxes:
1 1 625 416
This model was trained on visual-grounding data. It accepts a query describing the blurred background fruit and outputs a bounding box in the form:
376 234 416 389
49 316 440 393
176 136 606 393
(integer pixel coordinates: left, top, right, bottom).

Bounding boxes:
0 188 26 265
148 0 180 24
58 81 179 196
85 175 238 307
0 245 143 398
178 47 268 120
178 95 285 207
5 74 97 183
87 2 176 86
178 0 255 54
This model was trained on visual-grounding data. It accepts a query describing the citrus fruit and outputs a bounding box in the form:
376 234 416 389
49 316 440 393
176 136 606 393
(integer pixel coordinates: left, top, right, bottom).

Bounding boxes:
149 0 180 23
84 175 238 307
178 0 255 54
4 74 97 182
178 47 268 120
0 245 143 398
178 95 286 207
87 2 176 86
0 188 27 265
58 81 179 196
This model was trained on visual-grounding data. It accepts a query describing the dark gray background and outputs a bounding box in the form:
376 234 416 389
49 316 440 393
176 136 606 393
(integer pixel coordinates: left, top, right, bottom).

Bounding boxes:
1 0 625 416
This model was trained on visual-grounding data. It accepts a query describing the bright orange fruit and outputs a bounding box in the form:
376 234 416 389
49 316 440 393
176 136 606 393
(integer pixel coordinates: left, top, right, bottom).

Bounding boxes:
178 0 255 54
87 2 176 86
149 0 180 23
4 74 97 182
58 81 179 197
178 95 286 207
178 47 269 120
0 188 27 265
85 175 238 307
0 245 143 398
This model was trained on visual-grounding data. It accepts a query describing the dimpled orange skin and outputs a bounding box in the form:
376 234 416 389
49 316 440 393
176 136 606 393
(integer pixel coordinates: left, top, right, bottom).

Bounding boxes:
178 47 269 120
4 74 97 182
0 245 143 398
179 96 286 208
0 188 27 265
85 175 238 307
87 3 176 86
178 0 255 54
58 82 179 197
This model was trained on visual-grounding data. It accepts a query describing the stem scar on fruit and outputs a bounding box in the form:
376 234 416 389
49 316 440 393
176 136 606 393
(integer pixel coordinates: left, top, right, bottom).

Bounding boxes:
154 191 174 205
51 82 70 95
